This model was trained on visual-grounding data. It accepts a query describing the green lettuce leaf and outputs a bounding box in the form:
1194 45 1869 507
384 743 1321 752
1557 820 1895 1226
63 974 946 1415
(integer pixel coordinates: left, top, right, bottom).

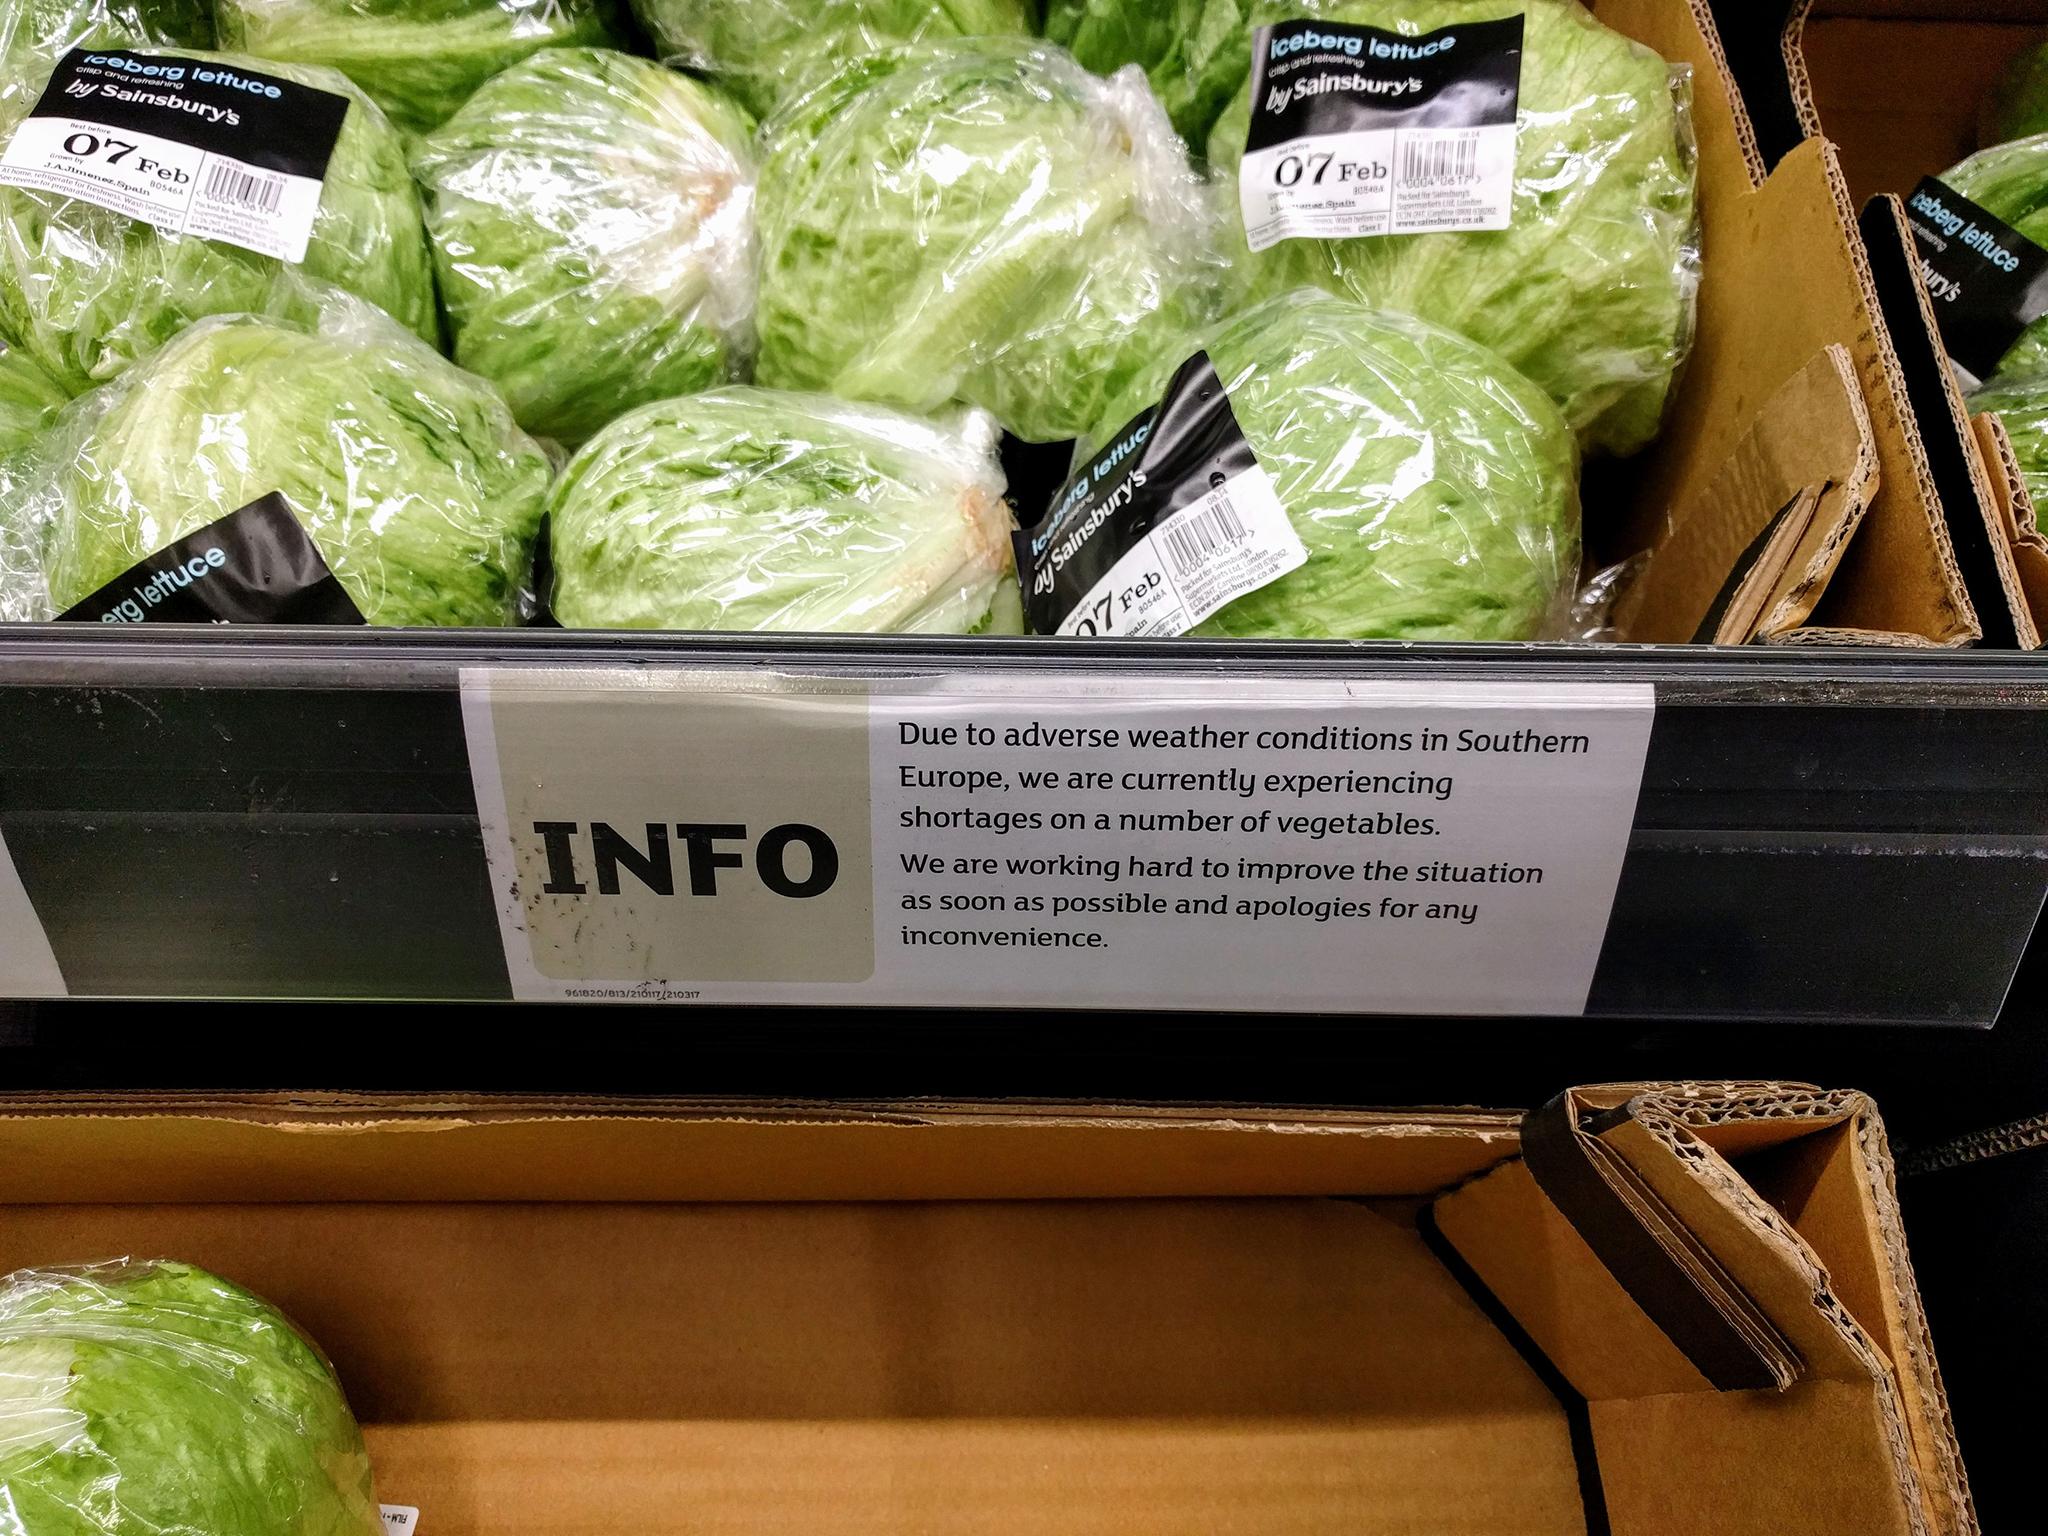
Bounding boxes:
1982 33 2048 149
626 0 1034 120
2 285 550 625
214 0 624 134
0 345 67 457
0 0 212 110
1042 0 1252 146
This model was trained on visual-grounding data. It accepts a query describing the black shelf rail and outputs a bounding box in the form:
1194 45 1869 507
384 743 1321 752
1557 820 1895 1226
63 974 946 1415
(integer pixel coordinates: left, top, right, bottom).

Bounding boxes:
0 630 2043 1021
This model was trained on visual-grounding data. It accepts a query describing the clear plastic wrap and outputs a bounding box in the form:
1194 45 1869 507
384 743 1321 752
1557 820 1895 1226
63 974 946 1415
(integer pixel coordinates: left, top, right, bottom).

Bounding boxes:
1042 0 1254 147
625 0 1035 121
0 50 437 395
1208 0 1700 459
753 39 1230 445
547 387 1021 634
1936 132 2048 380
0 0 212 109
410 48 756 447
0 282 552 625
1063 288 1579 642
0 1260 382 1536
0 343 67 457
213 0 624 135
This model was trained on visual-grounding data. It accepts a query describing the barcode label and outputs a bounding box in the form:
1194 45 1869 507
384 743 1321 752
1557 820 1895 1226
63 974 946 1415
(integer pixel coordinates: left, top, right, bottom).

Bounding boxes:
1159 496 1250 578
1053 465 1306 639
202 161 285 214
1401 132 1480 188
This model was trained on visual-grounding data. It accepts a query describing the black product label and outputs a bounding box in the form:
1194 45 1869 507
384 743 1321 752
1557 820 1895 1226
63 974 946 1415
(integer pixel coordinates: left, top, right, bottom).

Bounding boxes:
1239 16 1523 248
1905 175 2048 382
58 493 366 626
0 49 349 263
1016 351 1306 637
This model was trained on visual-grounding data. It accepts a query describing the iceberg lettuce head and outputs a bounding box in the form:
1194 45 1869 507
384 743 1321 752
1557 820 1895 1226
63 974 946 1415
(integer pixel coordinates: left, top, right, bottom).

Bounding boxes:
411 48 756 446
0 50 436 394
755 38 1228 444
0 1260 381 1536
1070 289 1579 642
0 286 550 625
549 387 1020 634
1208 0 1698 457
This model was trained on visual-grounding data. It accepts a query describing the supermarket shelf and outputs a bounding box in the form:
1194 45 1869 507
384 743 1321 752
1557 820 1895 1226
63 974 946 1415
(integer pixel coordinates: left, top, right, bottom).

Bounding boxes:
0 628 2043 1021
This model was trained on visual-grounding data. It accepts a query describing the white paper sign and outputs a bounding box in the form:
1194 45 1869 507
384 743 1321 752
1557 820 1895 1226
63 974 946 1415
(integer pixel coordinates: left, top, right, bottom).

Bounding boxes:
380 1506 419 1536
463 671 1654 1016
0 827 64 998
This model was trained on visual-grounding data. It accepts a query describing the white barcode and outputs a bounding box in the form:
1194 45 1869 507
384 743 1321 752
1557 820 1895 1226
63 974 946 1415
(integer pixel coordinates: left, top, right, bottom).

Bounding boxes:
1159 496 1250 578
1401 133 1480 187
202 161 285 214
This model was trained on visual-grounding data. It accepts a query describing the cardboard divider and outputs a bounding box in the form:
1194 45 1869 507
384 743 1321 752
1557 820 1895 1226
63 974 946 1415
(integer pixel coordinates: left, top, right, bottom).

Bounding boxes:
1434 1087 1978 1536
0 1090 1977 1536
1590 0 1980 645
1771 0 2048 645
1974 412 2048 631
1613 347 1876 643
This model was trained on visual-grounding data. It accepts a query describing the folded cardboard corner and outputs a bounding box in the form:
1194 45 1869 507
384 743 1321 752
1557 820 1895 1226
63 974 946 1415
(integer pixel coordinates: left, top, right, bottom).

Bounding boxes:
1769 0 2048 647
1613 346 1876 643
1972 411 2048 635
1599 0 1980 646
0 1087 1976 1536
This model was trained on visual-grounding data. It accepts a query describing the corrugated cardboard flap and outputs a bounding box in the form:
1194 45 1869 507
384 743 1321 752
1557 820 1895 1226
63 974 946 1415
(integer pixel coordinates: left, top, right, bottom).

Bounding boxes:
1971 411 2048 641
1614 347 1877 643
1432 1083 1977 1536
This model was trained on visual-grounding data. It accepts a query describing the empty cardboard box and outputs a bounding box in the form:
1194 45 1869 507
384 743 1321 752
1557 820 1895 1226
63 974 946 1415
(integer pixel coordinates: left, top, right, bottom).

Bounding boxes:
0 1086 1974 1536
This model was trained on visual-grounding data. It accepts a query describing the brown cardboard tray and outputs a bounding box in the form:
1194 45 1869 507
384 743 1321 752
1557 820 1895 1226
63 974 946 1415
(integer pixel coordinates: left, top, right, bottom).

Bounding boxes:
0 1088 1977 1536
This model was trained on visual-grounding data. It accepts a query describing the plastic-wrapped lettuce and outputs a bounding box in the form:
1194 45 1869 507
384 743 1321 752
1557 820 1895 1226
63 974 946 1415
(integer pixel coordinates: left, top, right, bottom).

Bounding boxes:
1057 289 1577 642
0 51 436 394
1043 0 1253 146
0 286 551 625
1934 133 2048 380
411 49 755 446
214 0 623 134
0 0 211 109
1982 34 2048 149
625 0 1035 121
755 40 1228 444
0 345 66 457
549 388 1021 633
0 1260 381 1536
1208 0 1698 458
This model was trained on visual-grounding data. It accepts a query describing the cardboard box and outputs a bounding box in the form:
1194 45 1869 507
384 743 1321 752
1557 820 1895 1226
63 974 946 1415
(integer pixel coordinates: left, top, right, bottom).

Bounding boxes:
0 1087 1974 1536
1772 0 2048 645
1576 0 1987 646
